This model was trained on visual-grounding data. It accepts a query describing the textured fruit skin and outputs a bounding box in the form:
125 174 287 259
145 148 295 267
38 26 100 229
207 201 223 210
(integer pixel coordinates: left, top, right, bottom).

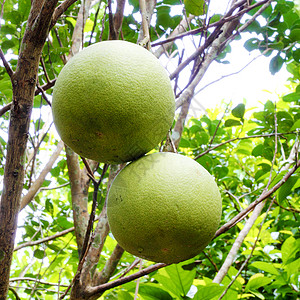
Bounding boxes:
52 41 175 164
107 152 222 264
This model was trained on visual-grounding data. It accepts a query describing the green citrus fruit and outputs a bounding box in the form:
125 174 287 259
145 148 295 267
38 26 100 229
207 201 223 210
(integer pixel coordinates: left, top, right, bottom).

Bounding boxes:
52 41 175 164
107 152 222 264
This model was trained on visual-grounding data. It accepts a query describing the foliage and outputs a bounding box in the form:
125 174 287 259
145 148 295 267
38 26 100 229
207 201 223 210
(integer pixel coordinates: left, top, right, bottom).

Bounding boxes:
0 0 299 299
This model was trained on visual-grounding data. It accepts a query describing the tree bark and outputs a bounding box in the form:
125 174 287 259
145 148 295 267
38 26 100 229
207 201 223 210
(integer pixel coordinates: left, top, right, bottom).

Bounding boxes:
0 1 59 298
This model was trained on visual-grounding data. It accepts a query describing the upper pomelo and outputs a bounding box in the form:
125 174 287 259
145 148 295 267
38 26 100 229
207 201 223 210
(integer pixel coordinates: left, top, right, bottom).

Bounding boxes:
107 152 222 264
52 40 175 164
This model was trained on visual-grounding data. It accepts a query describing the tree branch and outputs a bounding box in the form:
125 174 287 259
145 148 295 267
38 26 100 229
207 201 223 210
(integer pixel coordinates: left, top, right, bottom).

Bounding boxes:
113 0 126 39
217 197 275 298
14 227 74 252
0 0 59 297
138 0 156 49
194 131 297 160
154 15 194 58
85 263 166 297
51 0 80 29
69 0 93 56
10 277 69 287
171 15 241 148
214 158 300 239
34 79 56 96
94 244 125 286
0 47 14 78
0 102 12 117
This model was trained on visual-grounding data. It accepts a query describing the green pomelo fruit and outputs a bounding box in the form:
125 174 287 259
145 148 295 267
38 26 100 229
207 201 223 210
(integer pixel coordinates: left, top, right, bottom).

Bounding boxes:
52 41 175 164
107 152 222 264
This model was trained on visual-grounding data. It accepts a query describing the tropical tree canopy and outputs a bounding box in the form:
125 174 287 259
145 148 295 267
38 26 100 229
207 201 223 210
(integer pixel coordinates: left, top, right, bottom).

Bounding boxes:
0 0 299 299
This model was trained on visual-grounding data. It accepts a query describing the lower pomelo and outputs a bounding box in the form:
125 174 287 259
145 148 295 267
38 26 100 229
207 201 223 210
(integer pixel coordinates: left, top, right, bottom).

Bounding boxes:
107 152 222 264
52 40 175 164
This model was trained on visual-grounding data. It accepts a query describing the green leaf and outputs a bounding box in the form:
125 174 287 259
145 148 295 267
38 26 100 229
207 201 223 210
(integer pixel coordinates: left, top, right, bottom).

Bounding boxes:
184 0 205 16
137 283 173 300
225 119 242 127
117 291 134 300
232 103 245 119
278 175 298 203
244 38 259 51
250 261 280 275
154 263 196 298
292 48 300 62
252 144 264 157
196 155 213 172
34 249 45 259
179 137 190 148
291 119 300 130
289 28 300 42
281 236 299 264
245 274 272 291
193 284 225 300
214 166 229 179
282 92 300 102
270 54 284 75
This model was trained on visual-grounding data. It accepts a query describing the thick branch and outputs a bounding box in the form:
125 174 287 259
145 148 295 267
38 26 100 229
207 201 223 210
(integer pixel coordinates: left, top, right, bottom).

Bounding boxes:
113 0 126 39
137 0 156 48
0 0 59 298
69 0 93 56
213 201 266 284
73 164 123 296
171 18 240 147
94 244 125 286
20 140 64 210
66 147 90 255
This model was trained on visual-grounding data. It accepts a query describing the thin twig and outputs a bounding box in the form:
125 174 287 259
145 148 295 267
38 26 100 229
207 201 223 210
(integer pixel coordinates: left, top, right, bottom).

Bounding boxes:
0 102 11 117
14 227 74 251
39 57 51 83
51 0 80 28
134 260 143 299
35 84 52 106
194 49 271 97
0 47 14 78
88 0 103 45
194 131 297 160
0 0 6 31
34 79 56 96
274 199 300 213
214 158 300 239
10 277 69 288
80 163 109 261
8 288 21 300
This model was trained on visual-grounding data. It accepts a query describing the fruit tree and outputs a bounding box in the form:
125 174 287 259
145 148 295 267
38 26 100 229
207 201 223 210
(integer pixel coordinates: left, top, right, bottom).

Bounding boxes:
0 0 299 299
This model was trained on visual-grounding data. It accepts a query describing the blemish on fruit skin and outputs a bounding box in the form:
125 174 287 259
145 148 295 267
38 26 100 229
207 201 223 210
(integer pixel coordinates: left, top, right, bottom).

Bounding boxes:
138 247 144 253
